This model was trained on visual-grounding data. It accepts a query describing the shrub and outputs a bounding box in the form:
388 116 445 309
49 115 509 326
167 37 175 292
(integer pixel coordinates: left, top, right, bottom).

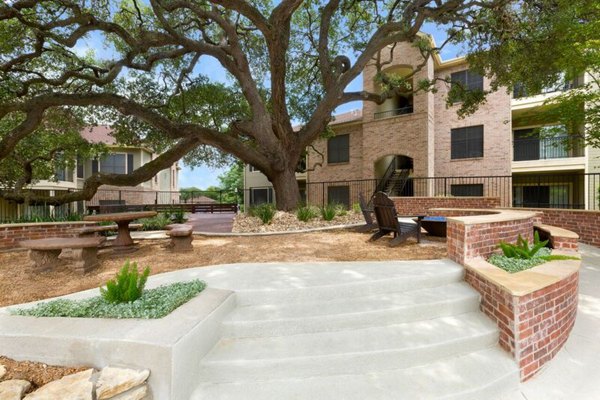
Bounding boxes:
250 203 276 224
321 203 337 221
498 232 548 259
296 205 319 222
171 208 187 224
352 203 361 213
100 261 150 304
334 203 348 217
138 213 171 230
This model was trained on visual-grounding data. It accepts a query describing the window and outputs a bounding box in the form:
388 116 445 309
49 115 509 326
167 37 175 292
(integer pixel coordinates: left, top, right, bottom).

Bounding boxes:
55 168 66 181
451 69 484 92
327 134 350 164
127 153 134 175
451 125 484 159
451 184 484 197
76 157 84 179
328 185 350 208
250 188 273 205
100 154 127 174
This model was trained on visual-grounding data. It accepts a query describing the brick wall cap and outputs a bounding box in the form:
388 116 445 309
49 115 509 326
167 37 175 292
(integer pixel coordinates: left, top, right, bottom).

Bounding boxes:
464 255 580 296
498 207 600 215
392 197 499 200
437 208 540 225
0 221 97 229
534 223 579 240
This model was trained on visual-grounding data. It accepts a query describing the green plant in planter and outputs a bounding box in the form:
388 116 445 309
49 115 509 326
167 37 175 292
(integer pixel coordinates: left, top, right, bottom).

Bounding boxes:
100 261 150 303
498 232 548 259
171 208 187 224
334 203 348 217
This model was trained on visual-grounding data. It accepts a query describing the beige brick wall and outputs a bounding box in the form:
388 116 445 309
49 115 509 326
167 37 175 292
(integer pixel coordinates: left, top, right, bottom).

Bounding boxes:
433 64 513 178
308 123 364 182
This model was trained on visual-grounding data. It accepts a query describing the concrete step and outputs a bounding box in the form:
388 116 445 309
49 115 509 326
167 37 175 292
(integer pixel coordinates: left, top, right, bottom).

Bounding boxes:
232 260 465 306
200 312 498 383
192 347 520 400
223 282 480 337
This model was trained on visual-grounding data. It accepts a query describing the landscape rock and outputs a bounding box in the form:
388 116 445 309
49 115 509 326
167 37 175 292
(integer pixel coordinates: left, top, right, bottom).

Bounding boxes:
106 384 149 400
24 369 94 400
95 367 150 400
0 379 31 400
233 210 363 233
0 364 5 380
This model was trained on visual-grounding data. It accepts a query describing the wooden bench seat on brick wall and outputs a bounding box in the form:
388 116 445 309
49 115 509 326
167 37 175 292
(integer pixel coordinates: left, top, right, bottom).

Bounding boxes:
20 237 105 273
165 224 194 252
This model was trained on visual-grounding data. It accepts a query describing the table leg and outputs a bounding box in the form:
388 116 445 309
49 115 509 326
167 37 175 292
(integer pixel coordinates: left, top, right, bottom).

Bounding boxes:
29 249 62 271
113 220 134 247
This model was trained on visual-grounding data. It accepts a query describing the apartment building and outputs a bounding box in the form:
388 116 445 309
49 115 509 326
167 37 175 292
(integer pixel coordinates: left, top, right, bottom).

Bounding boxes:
0 125 180 220
246 40 599 210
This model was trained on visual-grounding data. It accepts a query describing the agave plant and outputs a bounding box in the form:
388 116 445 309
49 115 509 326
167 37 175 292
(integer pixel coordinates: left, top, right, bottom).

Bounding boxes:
498 231 549 260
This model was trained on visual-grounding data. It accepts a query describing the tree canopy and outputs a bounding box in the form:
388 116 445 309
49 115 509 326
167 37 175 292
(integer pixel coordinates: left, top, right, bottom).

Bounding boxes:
1 0 595 209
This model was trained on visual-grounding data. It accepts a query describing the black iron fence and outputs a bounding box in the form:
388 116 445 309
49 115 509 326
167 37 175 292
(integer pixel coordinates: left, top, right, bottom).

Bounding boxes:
513 136 585 161
1 172 599 222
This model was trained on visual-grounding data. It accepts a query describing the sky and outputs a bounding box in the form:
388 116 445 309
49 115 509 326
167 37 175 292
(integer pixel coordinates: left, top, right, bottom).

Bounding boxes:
76 18 464 190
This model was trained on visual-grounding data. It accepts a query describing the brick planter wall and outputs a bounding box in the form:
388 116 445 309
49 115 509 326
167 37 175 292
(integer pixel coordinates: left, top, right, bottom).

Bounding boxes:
0 222 97 250
445 209 580 381
465 268 579 381
509 208 600 248
391 197 500 216
447 217 534 266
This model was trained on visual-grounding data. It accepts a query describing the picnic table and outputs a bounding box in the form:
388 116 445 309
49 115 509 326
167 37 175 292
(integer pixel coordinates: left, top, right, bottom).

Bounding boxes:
84 211 156 248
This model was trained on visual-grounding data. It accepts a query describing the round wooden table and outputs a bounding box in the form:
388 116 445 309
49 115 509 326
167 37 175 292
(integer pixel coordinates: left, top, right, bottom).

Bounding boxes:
84 211 157 248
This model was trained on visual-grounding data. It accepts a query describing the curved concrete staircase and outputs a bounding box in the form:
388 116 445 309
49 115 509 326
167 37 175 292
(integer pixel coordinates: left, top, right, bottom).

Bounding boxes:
191 260 520 399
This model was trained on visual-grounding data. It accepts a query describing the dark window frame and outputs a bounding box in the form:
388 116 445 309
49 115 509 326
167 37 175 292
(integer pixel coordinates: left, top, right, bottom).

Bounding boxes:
451 125 484 160
451 69 484 93
450 184 484 197
250 188 274 206
327 134 350 164
327 185 350 208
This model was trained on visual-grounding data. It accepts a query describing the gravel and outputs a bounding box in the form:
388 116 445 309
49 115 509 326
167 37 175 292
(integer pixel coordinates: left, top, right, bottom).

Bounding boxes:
233 210 364 233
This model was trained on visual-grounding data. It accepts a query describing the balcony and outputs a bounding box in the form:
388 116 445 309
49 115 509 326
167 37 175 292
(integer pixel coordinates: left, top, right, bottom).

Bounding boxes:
373 106 414 120
513 76 584 99
513 135 585 162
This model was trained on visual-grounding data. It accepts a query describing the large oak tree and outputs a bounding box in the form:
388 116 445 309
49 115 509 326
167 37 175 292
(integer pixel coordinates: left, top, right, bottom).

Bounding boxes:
0 0 586 210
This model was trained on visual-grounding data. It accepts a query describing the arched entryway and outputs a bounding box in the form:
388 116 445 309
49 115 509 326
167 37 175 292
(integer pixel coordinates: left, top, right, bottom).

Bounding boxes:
374 155 414 196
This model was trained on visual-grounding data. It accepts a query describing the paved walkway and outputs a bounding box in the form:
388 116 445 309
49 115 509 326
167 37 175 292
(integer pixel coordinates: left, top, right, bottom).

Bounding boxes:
185 212 234 233
509 243 600 399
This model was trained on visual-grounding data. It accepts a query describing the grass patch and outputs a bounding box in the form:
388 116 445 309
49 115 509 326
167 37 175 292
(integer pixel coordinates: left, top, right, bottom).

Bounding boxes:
488 248 579 273
11 280 206 319
249 203 276 224
137 213 171 231
296 205 319 222
320 203 337 221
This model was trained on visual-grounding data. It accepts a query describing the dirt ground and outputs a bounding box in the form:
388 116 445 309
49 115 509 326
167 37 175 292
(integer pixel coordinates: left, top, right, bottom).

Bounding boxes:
0 356 88 390
0 230 446 307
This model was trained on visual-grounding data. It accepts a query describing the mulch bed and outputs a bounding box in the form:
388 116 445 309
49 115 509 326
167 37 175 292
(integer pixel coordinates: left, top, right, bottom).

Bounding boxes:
0 356 88 390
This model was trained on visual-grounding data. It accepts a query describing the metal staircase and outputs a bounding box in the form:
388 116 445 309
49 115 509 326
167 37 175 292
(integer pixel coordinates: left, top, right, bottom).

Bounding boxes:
384 168 411 196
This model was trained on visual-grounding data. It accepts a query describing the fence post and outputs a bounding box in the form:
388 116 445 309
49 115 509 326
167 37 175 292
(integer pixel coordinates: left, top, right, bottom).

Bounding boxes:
155 191 158 205
219 190 223 204
118 190 122 204
444 178 447 197
322 182 325 207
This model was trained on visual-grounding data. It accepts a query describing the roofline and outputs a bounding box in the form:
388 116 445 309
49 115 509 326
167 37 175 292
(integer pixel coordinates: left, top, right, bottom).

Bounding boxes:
415 32 468 70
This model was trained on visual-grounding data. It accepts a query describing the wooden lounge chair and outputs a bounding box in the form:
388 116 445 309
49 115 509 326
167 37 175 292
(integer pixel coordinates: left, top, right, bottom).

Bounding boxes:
369 192 421 246
357 192 377 232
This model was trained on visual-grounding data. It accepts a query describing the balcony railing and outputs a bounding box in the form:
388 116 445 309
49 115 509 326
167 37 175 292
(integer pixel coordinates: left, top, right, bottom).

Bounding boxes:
513 135 585 161
373 106 413 119
513 77 584 99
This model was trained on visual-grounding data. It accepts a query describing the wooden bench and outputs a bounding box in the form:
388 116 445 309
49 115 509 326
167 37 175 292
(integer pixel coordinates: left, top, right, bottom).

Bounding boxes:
20 237 106 273
76 223 143 237
165 224 194 252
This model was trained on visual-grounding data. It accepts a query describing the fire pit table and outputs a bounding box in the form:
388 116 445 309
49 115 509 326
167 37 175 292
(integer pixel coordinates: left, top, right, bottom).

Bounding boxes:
415 216 447 237
84 211 156 251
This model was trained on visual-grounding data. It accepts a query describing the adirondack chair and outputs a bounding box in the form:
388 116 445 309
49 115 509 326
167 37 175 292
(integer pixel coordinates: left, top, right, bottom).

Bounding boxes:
369 192 421 246
357 192 377 232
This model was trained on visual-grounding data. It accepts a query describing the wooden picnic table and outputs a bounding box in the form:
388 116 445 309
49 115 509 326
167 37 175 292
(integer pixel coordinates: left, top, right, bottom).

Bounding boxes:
84 211 156 248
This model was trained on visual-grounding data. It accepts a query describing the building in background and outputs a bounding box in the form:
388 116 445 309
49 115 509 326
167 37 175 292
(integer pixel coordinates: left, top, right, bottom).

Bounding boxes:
0 126 180 220
243 39 599 211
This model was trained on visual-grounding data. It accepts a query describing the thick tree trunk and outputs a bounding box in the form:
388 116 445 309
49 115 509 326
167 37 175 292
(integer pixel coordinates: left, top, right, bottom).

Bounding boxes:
270 167 301 211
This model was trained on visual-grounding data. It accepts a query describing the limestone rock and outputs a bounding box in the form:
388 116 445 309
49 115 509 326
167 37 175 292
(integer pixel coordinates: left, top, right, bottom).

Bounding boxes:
0 379 31 400
24 369 94 400
107 384 149 400
95 367 150 400
0 364 6 380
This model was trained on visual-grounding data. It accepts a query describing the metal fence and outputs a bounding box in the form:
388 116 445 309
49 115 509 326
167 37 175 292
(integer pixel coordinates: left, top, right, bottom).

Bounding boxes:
1 172 599 222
